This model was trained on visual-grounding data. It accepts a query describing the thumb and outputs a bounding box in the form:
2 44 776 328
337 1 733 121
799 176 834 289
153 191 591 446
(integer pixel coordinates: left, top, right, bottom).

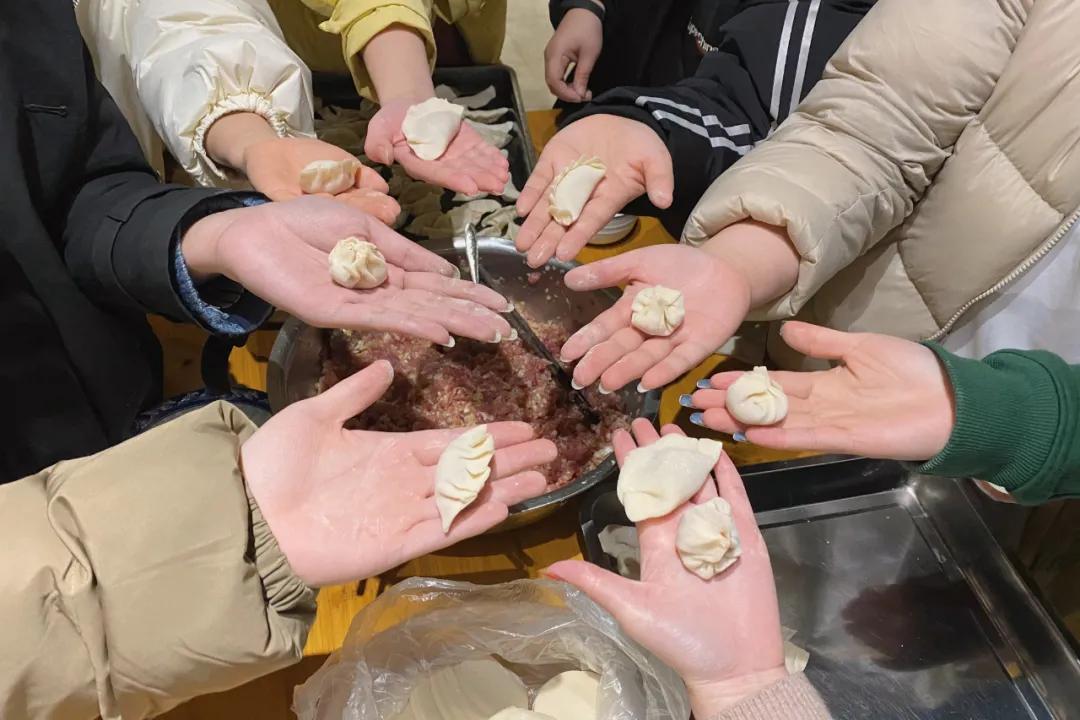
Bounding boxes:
779 321 858 361
564 252 637 291
546 560 639 620
642 146 674 209
364 127 395 166
311 360 394 424
572 50 598 99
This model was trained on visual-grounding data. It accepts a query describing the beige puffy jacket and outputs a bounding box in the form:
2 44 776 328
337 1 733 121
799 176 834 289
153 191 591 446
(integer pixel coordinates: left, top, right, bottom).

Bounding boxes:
684 0 1080 367
0 403 315 720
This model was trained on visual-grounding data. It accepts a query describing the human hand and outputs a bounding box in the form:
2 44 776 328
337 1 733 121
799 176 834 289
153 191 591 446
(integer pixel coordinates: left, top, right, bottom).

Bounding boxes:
545 6 604 102
242 136 401 225
546 419 786 717
242 362 557 586
365 98 510 196
559 244 749 392
515 114 673 267
689 322 956 461
181 196 513 345
203 113 399 225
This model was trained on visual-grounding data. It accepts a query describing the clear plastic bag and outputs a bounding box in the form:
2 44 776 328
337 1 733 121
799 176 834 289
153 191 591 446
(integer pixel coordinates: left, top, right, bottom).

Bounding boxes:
293 578 691 720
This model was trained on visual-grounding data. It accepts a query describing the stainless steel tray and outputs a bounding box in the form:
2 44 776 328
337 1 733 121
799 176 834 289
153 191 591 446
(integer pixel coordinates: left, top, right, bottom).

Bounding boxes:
268 236 660 532
580 457 1080 719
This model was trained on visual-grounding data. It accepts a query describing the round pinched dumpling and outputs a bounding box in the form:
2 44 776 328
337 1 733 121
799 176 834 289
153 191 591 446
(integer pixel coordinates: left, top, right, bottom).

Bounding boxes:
725 366 788 425
631 285 685 336
328 236 388 289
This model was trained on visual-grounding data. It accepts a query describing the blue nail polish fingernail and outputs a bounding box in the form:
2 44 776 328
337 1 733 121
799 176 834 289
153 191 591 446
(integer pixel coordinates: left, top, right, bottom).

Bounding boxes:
690 412 705 426
678 394 694 408
733 432 747 443
696 379 712 390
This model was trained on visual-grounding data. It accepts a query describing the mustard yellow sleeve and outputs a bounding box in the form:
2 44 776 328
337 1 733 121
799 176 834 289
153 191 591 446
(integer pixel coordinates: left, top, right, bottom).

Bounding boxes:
307 0 437 100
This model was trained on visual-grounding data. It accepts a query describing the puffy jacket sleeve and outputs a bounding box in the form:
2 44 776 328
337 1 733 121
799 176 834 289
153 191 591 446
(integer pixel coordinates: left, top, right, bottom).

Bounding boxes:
122 0 316 186
0 402 316 720
683 0 1026 320
308 0 485 100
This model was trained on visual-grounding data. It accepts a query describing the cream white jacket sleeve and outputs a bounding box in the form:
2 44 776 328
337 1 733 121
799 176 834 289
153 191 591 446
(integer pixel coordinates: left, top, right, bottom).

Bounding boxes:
79 0 316 186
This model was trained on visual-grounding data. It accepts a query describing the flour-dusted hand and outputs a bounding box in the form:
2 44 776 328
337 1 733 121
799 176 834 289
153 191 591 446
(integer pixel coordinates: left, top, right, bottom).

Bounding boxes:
546 420 786 718
241 362 557 586
515 115 673 267
691 322 956 461
366 98 510 196
560 244 748 392
180 196 513 345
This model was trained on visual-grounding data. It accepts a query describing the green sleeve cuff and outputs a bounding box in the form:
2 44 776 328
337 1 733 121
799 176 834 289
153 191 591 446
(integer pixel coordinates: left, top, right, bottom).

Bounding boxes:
918 343 1080 504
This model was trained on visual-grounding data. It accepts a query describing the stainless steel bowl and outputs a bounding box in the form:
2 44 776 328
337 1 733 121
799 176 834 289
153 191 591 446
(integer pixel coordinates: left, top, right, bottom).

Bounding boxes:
267 236 660 532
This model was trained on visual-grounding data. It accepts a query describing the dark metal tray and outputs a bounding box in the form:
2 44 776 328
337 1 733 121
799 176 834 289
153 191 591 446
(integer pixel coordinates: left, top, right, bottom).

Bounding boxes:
313 64 536 201
580 457 1080 719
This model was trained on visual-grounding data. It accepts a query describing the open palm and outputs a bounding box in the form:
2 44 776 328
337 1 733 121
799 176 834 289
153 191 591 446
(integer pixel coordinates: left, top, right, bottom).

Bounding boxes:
243 362 557 586
241 136 400 224
515 114 673 267
547 419 785 712
691 322 956 461
208 196 512 345
366 99 510 195
561 244 750 392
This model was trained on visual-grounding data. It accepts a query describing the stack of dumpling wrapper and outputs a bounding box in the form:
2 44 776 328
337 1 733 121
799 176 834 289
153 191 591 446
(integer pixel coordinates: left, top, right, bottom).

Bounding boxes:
313 86 522 241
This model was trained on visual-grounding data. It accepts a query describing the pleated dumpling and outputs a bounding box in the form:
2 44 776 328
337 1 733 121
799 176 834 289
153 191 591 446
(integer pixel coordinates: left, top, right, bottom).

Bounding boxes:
299 157 361 195
631 285 685 336
402 97 466 161
435 425 496 532
725 366 788 425
676 497 742 579
616 434 723 522
328 236 388 289
548 156 605 226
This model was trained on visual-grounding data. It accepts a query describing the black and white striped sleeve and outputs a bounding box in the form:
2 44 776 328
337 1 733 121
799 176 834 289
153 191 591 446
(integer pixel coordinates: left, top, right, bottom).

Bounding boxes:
564 50 773 236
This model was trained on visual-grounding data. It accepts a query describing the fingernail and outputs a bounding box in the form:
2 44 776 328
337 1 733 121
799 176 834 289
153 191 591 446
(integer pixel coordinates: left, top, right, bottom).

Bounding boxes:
689 412 705 427
637 382 651 394
450 265 462 279
598 383 612 395
506 329 518 341
733 432 747 443
503 302 515 313
678 393 694 408
490 331 502 344
571 379 584 391
441 337 456 348
696 379 712 390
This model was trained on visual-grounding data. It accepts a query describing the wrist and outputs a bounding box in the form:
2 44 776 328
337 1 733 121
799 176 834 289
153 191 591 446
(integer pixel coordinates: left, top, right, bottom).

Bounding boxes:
363 26 437 104
181 207 245 283
205 112 279 172
700 222 799 309
687 666 789 718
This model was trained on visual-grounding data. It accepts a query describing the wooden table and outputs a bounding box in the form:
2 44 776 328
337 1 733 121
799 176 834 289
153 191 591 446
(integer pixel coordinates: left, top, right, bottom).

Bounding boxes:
156 110 811 718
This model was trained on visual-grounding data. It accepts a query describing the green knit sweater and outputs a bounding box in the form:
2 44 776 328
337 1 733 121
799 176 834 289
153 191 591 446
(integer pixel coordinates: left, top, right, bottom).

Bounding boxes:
917 344 1080 504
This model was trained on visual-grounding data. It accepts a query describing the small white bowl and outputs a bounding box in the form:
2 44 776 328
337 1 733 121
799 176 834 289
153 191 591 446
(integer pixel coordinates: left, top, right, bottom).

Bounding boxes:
590 213 638 246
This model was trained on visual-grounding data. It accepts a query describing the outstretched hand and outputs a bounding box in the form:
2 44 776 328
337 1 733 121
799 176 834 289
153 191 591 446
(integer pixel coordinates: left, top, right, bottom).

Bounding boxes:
547 419 786 717
559 244 749 392
366 99 510 195
515 114 673 267
690 322 956 461
243 361 558 586
181 196 514 345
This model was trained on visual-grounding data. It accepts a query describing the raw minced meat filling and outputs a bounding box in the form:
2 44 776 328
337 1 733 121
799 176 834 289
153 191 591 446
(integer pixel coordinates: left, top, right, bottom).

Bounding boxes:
318 316 631 490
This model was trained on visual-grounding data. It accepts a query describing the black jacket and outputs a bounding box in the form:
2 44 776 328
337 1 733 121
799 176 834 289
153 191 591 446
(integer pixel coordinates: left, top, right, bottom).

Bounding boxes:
551 0 877 235
0 2 266 481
